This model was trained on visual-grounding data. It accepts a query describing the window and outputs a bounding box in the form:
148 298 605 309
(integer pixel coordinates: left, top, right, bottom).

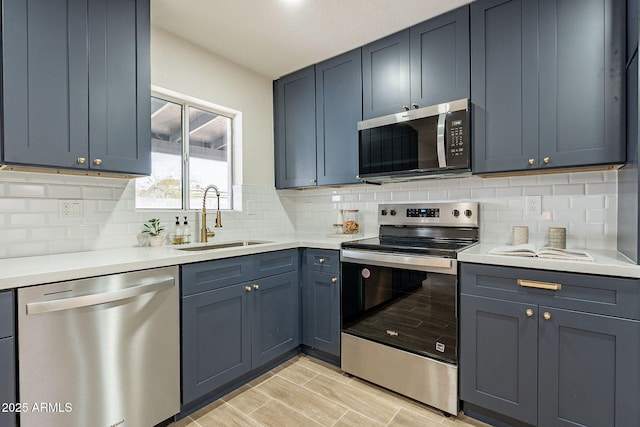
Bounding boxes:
136 93 234 210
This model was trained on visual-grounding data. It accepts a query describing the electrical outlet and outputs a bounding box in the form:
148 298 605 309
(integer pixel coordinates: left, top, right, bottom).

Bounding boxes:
525 196 541 216
58 200 83 218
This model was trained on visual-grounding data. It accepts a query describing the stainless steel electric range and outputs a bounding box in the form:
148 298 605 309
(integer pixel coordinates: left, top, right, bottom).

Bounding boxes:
340 202 479 416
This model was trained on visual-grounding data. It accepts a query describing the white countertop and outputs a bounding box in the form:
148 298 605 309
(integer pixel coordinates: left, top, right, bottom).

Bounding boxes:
0 237 348 290
459 243 640 279
4 239 640 291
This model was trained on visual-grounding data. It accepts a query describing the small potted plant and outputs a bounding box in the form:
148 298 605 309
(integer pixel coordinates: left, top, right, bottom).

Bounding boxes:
142 218 165 247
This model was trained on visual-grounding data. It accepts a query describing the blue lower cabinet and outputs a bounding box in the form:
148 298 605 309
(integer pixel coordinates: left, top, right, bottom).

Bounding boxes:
181 253 300 407
0 337 16 427
181 284 252 404
302 270 340 358
460 263 640 426
252 271 300 367
301 249 340 359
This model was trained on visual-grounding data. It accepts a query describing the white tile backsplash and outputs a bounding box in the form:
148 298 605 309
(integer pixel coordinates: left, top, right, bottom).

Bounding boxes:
0 169 621 257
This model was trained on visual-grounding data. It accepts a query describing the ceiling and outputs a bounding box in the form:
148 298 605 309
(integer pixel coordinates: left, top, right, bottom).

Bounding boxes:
151 0 474 79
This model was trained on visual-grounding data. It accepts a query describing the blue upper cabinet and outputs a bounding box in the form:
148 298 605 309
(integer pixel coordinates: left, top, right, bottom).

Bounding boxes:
362 29 411 119
2 0 150 176
410 6 470 109
316 49 362 186
472 0 625 174
275 50 362 189
362 6 470 119
274 66 317 188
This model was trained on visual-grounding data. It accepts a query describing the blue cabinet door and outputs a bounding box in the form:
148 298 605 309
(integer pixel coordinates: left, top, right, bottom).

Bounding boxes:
538 307 640 427
362 29 411 119
459 294 538 426
251 271 300 368
316 49 362 186
410 6 470 108
2 0 89 170
0 338 16 427
471 0 539 174
302 270 340 358
181 284 251 404
2 0 150 175
274 66 317 188
88 0 151 175
538 0 625 169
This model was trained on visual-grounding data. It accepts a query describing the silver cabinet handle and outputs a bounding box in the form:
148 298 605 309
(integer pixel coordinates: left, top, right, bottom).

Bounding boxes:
26 277 174 315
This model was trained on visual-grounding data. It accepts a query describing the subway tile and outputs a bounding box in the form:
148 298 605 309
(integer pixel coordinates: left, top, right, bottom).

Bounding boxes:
48 185 83 199
586 182 616 196
570 196 605 210
0 199 27 211
427 189 448 200
470 188 496 199
495 186 523 197
553 184 585 196
523 185 553 196
82 186 114 200
8 183 46 197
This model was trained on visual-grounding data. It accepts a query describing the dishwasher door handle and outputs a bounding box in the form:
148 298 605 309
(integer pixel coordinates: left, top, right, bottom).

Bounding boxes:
25 277 175 315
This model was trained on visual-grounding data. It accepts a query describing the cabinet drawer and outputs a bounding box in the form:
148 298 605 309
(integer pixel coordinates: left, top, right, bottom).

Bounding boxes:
460 263 640 319
181 256 252 296
305 249 339 273
251 249 298 279
0 291 14 339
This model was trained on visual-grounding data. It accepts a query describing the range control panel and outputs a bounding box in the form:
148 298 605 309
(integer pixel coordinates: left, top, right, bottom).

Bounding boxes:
378 202 478 227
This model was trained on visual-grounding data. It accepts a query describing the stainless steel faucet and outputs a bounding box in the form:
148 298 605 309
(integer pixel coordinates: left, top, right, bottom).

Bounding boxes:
201 184 222 242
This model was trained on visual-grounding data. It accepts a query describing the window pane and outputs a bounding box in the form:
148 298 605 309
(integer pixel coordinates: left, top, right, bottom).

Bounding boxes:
136 98 183 209
188 106 232 210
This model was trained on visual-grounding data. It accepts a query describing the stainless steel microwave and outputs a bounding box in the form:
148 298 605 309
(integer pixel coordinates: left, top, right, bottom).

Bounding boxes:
357 99 470 182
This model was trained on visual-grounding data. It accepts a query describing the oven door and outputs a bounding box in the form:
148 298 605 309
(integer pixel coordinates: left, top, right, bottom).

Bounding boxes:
340 251 458 364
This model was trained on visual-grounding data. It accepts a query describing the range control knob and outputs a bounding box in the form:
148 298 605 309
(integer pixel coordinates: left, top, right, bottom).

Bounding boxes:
452 209 460 218
390 209 397 216
464 209 473 218
381 209 388 216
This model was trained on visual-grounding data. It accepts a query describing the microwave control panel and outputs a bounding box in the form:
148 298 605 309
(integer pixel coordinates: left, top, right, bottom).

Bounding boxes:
446 110 469 167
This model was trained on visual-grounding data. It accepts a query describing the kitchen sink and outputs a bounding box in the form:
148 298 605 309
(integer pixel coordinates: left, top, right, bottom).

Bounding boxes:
176 240 273 251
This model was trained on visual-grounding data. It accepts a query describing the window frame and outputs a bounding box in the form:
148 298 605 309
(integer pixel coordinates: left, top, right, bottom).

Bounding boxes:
138 87 236 211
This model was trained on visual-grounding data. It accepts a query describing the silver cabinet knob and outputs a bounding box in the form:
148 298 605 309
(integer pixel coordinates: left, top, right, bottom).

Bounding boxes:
245 286 252 292
528 159 535 165
543 157 550 164
253 284 259 290
411 103 419 109
331 277 337 283
77 157 86 164
543 311 552 321
526 308 534 318
93 159 103 166
318 258 325 264
402 105 410 111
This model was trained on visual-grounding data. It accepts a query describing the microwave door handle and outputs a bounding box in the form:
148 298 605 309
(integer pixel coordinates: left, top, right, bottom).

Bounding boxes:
437 112 447 168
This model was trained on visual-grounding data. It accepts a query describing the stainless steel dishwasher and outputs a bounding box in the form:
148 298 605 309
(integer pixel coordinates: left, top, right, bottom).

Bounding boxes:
18 266 180 427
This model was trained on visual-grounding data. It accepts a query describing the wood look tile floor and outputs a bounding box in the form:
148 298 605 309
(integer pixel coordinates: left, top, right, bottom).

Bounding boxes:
170 355 490 427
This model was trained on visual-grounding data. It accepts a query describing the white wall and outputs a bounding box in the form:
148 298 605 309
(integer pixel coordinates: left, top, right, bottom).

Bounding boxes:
151 26 274 187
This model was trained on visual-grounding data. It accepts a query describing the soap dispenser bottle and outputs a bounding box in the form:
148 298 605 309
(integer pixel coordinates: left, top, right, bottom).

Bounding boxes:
183 216 191 244
173 216 183 245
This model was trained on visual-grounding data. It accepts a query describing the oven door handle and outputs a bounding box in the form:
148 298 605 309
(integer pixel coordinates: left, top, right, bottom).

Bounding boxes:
341 249 453 271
